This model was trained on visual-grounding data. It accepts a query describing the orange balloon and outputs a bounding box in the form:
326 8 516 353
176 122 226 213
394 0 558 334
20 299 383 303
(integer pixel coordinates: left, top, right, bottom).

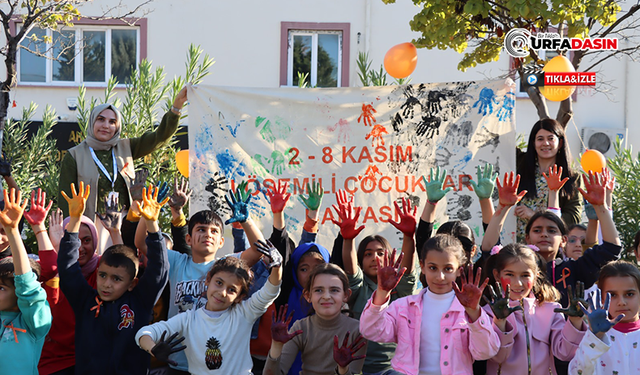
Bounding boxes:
175 149 189 178
580 149 606 174
384 43 418 79
540 55 576 102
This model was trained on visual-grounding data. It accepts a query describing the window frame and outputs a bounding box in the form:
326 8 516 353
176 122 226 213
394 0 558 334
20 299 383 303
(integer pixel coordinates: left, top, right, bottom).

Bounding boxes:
12 17 147 88
280 22 350 87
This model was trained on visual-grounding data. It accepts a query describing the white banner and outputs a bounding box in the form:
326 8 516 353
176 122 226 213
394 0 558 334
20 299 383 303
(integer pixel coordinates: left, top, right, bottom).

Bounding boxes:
187 80 516 256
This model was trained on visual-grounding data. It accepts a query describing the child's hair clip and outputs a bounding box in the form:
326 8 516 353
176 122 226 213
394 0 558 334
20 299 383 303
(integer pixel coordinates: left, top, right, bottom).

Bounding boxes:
490 245 503 255
527 244 540 252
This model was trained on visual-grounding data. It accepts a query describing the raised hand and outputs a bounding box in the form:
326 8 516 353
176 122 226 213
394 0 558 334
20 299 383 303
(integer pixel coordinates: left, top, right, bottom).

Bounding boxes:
335 189 354 213
483 283 523 320
0 188 27 229
271 304 303 344
255 239 283 269
453 266 489 310
156 181 171 204
424 167 453 203
554 281 588 317
333 331 366 368
130 168 149 201
469 163 497 199
389 197 417 236
135 185 170 222
376 249 407 292
0 153 12 177
61 182 91 218
578 171 605 206
24 188 53 226
266 180 291 213
542 165 569 192
97 194 127 231
496 172 527 207
151 331 187 367
225 181 251 224
48 208 64 248
601 167 615 192
300 182 324 211
331 199 364 240
580 289 625 335
168 177 192 211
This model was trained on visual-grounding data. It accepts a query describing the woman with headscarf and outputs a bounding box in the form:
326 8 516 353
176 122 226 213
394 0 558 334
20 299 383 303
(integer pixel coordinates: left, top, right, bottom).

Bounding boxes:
58 87 187 220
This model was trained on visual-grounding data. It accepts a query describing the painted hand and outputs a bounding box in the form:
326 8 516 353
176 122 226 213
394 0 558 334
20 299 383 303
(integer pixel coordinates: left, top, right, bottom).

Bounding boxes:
225 181 251 224
0 153 12 177
601 167 615 192
61 182 91 218
496 172 527 207
156 181 171 204
376 249 407 292
542 165 569 192
388 197 417 236
578 171 606 206
331 199 365 240
0 188 28 229
151 331 187 367
24 188 53 226
266 180 290 213
96 194 127 231
255 239 283 269
300 182 324 211
554 281 588 317
580 289 625 335
334 189 354 213
129 168 149 201
424 166 453 203
453 266 490 310
333 331 366 368
483 283 523 320
271 304 303 344
135 185 170 222
168 177 192 211
469 163 498 199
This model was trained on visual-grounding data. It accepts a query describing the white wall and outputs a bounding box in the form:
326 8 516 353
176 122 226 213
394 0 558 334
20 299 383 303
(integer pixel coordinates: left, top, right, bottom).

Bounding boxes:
6 0 639 159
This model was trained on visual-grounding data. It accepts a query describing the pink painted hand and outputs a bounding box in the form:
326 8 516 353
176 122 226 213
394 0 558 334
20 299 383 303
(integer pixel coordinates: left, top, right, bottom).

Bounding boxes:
578 171 606 206
24 188 53 226
376 249 406 292
271 304 303 344
333 331 366 368
453 266 489 310
266 180 291 214
542 165 569 192
496 172 527 207
388 197 417 236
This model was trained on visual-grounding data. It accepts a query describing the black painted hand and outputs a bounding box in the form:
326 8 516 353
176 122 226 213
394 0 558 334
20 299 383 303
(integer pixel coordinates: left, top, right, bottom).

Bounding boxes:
151 331 187 366
483 282 522 320
554 281 588 317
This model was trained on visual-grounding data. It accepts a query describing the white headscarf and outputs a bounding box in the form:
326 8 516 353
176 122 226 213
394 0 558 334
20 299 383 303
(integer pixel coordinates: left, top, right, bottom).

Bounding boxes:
85 103 123 150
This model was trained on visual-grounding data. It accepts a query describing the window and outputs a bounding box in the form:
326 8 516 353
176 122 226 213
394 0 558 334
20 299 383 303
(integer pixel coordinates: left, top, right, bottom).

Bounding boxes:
280 22 350 87
17 19 145 86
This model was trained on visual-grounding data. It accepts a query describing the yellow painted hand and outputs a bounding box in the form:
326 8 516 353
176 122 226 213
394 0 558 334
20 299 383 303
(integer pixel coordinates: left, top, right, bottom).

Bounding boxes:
0 188 28 229
61 182 91 218
136 185 170 221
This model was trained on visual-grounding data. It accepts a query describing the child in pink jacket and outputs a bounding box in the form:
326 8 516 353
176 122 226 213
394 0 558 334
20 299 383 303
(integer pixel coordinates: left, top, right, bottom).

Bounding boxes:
360 234 500 375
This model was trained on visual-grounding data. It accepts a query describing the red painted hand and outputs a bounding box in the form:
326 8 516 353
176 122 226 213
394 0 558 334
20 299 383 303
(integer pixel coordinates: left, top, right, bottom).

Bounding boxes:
24 188 53 226
496 172 527 207
266 180 291 213
578 171 606 206
335 189 354 213
271 304 303 344
601 167 616 192
333 331 366 368
542 165 569 192
376 249 407 292
331 200 365 240
389 197 417 236
453 266 489 310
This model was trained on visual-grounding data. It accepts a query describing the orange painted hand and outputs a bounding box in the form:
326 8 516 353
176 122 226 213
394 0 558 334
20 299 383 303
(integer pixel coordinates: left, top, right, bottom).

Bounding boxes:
61 182 91 218
542 165 569 192
0 188 28 229
496 172 527 207
136 185 170 221
578 171 606 206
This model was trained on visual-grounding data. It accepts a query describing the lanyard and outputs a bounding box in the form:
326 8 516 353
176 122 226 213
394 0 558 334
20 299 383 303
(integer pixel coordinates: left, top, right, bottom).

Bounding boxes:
89 147 118 189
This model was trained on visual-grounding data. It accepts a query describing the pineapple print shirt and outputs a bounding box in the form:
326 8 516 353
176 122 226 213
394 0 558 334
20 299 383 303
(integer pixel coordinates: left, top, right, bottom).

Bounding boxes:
569 324 640 375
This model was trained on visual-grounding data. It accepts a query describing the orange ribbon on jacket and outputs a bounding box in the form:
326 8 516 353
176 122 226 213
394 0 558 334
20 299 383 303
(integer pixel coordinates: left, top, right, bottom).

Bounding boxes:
556 267 571 289
4 322 26 343
90 296 103 318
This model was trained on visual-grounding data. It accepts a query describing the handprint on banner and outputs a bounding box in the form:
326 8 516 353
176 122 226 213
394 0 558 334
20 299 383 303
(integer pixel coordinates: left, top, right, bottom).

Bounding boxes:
360 165 382 181
255 116 292 143
216 149 247 178
434 147 454 167
473 87 498 116
442 121 473 148
271 150 286 175
400 86 424 119
416 114 442 138
219 120 244 138
365 124 389 147
205 172 229 196
252 150 294 176
251 155 271 177
358 103 377 127
496 91 515 122
473 125 500 152
425 90 448 115
327 118 351 143
447 194 473 221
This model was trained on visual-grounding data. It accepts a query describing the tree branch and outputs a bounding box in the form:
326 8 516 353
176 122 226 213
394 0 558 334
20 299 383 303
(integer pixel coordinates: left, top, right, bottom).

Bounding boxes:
596 4 640 38
582 46 640 72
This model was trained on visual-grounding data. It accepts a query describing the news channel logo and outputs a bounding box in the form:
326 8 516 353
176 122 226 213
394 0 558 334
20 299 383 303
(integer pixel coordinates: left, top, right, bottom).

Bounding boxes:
520 67 544 90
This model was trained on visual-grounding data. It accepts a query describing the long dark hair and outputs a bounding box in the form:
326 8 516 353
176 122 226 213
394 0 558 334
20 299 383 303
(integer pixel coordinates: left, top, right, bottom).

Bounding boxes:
517 119 577 200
